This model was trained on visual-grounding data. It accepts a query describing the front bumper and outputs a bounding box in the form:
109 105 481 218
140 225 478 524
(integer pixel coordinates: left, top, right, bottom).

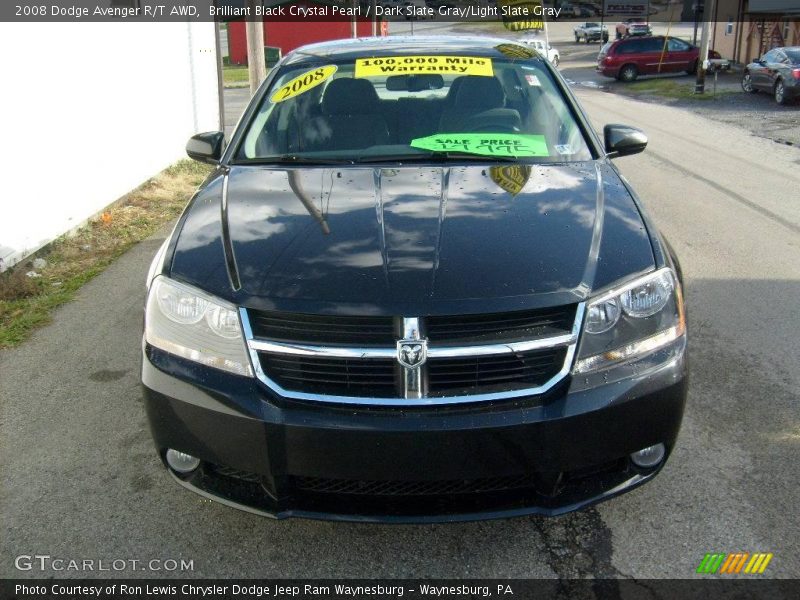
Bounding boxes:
583 32 606 41
142 341 687 523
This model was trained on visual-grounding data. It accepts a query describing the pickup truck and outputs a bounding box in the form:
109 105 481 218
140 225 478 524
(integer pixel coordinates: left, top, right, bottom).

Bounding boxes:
574 22 609 44
616 18 652 39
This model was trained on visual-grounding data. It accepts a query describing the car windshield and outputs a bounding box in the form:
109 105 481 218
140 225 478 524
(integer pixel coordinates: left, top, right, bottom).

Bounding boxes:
785 49 800 63
235 51 593 164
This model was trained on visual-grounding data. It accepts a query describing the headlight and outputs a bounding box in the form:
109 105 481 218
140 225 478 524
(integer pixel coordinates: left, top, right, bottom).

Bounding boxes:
573 268 685 375
144 276 253 376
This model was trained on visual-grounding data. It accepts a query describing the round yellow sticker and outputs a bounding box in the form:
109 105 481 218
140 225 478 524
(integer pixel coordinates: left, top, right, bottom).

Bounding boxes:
270 65 338 103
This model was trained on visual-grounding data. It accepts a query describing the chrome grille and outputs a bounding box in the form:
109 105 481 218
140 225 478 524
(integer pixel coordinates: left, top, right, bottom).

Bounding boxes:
248 310 395 345
260 355 396 397
242 304 584 406
427 306 576 345
427 348 567 396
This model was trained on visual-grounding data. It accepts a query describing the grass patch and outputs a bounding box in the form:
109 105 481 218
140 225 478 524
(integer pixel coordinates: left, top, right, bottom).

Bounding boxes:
623 78 735 100
0 160 212 349
223 65 249 87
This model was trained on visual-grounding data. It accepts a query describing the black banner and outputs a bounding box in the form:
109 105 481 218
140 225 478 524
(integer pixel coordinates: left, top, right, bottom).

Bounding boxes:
0 0 751 23
3 579 800 600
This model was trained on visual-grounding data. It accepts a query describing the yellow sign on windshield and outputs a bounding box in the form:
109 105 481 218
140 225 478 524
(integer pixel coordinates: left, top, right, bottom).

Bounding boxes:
270 65 337 103
355 56 493 78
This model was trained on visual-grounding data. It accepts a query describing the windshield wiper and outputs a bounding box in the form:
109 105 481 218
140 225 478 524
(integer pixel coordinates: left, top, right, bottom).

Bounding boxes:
355 153 440 164
234 154 354 166
356 152 521 164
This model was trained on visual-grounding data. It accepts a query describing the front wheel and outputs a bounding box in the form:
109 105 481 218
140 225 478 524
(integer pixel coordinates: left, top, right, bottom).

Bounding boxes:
687 60 698 75
775 80 787 105
741 71 757 93
575 34 580 43
618 64 638 82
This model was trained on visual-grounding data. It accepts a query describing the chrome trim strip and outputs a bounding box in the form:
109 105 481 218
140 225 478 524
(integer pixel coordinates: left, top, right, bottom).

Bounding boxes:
247 340 396 359
247 332 578 359
241 303 585 406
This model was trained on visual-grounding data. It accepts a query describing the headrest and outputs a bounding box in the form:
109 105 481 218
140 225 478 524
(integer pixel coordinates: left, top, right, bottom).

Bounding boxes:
322 78 380 115
453 76 505 112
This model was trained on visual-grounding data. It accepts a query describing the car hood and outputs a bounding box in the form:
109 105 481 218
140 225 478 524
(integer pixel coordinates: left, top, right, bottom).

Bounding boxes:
170 162 655 315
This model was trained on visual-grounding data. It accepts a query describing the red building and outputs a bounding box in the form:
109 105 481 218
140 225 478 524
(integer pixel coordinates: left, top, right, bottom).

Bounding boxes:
227 15 387 66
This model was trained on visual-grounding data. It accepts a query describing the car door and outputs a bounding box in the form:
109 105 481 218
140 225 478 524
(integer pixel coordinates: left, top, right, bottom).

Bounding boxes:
765 49 788 89
616 38 644 73
752 49 780 90
664 37 695 73
639 37 666 74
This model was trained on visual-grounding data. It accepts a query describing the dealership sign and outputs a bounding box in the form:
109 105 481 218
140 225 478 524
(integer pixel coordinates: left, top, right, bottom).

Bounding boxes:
603 0 649 16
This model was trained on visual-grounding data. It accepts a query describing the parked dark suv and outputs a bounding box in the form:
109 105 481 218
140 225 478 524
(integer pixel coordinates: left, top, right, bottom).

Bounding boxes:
598 36 707 82
142 37 688 522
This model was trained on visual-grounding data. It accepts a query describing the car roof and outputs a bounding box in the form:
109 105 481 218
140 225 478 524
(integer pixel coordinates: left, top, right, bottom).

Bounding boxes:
283 36 538 64
614 35 663 43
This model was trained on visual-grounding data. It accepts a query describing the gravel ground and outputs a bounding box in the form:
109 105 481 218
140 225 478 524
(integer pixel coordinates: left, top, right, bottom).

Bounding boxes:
615 70 800 148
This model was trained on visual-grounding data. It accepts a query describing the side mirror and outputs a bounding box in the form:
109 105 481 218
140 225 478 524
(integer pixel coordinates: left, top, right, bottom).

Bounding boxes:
603 124 647 158
186 131 225 164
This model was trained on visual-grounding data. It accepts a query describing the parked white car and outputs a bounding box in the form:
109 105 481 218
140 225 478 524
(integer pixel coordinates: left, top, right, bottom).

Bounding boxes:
520 37 560 67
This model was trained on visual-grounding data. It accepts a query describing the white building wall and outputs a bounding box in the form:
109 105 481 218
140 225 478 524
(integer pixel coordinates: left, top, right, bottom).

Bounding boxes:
0 22 220 270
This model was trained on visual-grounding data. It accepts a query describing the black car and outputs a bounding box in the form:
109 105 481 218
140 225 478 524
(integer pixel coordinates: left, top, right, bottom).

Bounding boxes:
742 46 800 105
142 37 687 522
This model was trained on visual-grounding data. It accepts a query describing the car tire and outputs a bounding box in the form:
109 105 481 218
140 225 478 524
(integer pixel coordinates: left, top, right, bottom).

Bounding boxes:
619 64 638 82
687 60 698 75
741 71 757 93
575 34 580 43
774 80 787 105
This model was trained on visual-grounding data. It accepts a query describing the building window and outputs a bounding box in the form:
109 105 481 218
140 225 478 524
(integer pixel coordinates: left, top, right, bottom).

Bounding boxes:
726 18 733 35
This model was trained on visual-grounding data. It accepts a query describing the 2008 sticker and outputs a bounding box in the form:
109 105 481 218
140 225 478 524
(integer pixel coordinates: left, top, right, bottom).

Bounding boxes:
270 65 338 103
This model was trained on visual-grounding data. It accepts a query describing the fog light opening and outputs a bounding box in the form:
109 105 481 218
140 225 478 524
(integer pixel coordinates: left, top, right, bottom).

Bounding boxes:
630 443 665 469
165 449 201 474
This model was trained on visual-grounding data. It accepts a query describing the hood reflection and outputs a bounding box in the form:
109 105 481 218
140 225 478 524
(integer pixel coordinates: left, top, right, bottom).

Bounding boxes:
169 162 655 313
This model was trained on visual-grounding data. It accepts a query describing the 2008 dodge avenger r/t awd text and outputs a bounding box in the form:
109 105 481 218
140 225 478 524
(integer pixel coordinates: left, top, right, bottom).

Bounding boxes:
141 37 687 522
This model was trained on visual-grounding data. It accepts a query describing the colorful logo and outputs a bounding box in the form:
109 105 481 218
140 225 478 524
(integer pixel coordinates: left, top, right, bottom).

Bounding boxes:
696 553 773 575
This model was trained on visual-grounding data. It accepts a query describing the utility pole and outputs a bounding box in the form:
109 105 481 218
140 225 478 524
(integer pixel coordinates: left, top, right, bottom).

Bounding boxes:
694 0 716 94
214 21 226 134
246 0 267 96
372 0 377 36
351 0 358 38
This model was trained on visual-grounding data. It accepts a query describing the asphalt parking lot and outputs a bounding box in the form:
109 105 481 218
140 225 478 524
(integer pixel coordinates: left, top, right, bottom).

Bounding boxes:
2 23 800 580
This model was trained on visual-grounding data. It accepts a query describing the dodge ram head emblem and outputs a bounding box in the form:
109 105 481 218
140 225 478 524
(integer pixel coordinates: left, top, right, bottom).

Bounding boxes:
397 340 427 369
